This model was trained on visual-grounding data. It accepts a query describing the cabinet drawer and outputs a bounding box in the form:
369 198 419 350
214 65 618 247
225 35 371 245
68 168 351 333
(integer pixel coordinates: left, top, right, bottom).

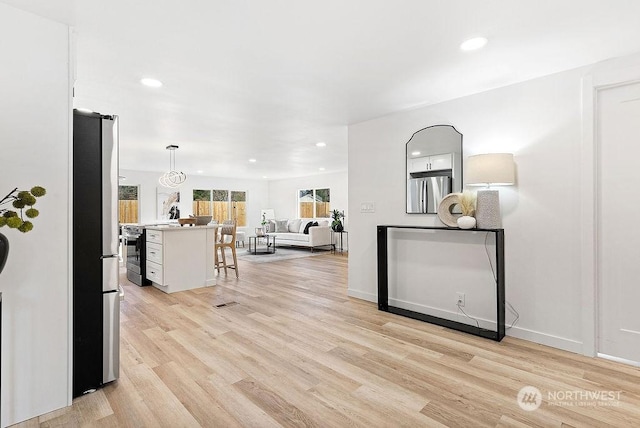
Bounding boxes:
146 242 163 264
146 260 164 285
146 230 163 244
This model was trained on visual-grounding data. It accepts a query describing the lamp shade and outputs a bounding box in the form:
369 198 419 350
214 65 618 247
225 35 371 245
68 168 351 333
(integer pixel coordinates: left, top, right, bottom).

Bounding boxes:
465 153 515 186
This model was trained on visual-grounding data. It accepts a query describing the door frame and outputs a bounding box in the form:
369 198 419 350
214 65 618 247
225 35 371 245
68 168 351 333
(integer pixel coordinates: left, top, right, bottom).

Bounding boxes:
581 58 640 357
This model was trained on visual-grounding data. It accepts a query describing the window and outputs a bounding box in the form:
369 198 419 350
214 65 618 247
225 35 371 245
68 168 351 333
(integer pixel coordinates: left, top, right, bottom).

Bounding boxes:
193 189 247 226
231 191 247 226
212 189 229 224
118 185 139 223
298 188 330 218
193 189 211 215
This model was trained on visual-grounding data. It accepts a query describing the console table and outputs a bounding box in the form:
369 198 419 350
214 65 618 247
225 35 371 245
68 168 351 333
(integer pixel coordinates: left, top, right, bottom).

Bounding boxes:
377 225 505 341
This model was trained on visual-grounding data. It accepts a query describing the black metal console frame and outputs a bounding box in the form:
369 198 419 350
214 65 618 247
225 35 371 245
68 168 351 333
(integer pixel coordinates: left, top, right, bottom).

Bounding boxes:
377 225 505 341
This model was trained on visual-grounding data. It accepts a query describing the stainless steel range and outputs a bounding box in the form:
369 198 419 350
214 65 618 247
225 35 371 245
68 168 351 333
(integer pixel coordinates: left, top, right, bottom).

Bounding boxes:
122 225 150 286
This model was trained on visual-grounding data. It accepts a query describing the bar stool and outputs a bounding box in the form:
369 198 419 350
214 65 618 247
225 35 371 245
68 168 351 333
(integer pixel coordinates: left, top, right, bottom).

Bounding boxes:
215 222 239 278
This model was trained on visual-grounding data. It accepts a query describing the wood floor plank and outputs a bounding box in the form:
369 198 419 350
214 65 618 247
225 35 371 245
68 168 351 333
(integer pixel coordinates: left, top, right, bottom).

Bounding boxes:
100 368 161 427
167 327 250 385
196 373 283 428
121 363 201 426
14 253 640 427
153 361 242 427
234 377 318 428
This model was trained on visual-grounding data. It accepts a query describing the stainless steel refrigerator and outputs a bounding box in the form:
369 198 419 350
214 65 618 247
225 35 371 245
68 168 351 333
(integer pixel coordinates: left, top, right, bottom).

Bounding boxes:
72 110 120 397
407 173 452 214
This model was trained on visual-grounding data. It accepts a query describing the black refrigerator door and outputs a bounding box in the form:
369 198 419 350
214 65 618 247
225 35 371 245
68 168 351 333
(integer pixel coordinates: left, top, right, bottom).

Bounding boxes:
72 111 105 397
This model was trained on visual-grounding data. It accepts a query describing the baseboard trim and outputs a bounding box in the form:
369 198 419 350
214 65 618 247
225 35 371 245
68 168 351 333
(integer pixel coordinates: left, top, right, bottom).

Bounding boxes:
346 289 583 354
506 326 583 354
597 353 640 367
347 288 376 302
387 298 497 331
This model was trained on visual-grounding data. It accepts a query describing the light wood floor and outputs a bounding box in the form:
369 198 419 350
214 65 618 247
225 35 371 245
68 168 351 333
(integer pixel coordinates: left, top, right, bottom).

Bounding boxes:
14 252 640 427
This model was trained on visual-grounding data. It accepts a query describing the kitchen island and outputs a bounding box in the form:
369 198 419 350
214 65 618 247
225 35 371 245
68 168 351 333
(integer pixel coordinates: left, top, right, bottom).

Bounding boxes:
145 225 217 293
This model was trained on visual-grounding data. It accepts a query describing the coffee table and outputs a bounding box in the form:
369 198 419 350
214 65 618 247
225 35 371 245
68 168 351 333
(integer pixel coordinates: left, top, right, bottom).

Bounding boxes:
247 234 277 255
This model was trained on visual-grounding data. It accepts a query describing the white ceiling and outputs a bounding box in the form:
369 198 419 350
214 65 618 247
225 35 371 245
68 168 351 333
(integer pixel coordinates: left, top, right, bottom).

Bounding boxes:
6 0 640 180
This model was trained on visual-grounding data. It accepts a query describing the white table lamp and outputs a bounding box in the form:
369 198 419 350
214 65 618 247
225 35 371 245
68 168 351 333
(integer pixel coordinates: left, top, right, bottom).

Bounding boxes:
466 153 515 228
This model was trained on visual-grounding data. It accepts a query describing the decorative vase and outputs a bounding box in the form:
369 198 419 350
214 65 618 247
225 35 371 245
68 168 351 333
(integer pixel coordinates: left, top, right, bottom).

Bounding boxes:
0 232 8 275
332 221 343 232
457 216 476 229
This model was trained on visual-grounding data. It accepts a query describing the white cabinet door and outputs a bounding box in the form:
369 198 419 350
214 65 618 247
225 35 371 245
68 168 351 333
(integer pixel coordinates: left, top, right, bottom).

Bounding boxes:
408 156 430 173
429 153 452 171
408 154 452 173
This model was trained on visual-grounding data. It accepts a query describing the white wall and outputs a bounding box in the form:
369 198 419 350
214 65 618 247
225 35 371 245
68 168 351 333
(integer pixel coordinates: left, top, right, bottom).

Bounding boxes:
348 64 594 353
0 4 72 426
267 171 348 223
119 169 269 232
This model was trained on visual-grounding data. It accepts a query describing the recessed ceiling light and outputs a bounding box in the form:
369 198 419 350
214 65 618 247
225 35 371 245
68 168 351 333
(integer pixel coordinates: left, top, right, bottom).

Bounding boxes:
319 167 325 171
316 142 326 147
262 176 268 179
460 37 488 51
249 158 257 163
140 78 163 87
76 108 94 114
411 151 421 156
197 170 203 174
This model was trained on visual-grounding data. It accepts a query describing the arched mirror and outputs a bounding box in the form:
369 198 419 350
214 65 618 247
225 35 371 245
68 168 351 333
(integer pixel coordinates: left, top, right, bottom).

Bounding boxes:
406 125 462 213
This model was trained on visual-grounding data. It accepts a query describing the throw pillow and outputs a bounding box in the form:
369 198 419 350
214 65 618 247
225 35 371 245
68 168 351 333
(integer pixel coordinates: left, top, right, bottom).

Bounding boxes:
275 220 289 233
288 219 302 233
298 219 313 233
303 221 314 234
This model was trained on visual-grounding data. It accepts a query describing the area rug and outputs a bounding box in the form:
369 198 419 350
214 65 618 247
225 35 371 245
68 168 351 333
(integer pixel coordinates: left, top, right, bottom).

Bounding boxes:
234 246 330 264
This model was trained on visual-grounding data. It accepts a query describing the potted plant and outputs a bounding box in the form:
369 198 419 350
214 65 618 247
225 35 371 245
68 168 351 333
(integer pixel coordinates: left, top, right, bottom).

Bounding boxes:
331 209 345 232
0 186 46 274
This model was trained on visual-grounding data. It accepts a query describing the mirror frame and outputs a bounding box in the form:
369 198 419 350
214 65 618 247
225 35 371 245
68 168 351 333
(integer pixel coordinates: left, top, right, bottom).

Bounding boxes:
405 125 463 214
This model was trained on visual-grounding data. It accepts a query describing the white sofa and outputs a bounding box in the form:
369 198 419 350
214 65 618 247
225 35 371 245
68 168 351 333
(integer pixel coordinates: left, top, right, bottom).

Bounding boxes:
266 218 332 251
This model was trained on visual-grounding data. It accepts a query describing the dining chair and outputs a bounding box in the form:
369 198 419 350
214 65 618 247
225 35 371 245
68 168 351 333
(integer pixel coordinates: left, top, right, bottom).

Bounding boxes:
214 221 239 277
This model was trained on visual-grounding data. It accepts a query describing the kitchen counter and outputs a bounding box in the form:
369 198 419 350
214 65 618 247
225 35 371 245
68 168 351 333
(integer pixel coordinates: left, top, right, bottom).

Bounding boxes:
146 225 219 231
145 226 216 293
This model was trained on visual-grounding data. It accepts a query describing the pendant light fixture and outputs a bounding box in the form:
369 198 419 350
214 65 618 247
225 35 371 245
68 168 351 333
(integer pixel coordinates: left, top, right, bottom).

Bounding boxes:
159 145 187 188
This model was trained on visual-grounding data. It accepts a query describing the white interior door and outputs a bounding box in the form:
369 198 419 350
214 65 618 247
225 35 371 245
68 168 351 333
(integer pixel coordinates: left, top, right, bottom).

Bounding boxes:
597 80 640 363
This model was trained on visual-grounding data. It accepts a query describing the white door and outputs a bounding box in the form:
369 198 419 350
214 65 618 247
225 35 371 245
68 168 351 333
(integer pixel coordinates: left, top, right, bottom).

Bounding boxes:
597 80 640 363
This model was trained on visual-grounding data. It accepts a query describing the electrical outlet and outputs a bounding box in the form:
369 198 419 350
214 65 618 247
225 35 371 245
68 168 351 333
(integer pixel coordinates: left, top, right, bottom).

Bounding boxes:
456 292 465 307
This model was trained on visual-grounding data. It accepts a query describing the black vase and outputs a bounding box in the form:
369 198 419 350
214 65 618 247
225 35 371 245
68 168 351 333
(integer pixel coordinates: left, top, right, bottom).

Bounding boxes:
0 232 8 275
334 222 344 232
